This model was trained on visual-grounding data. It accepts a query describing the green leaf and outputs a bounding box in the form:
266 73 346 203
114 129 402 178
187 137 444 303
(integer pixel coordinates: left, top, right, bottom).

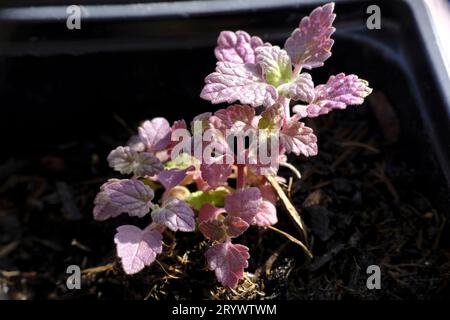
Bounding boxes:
165 153 200 170
258 103 283 130
255 46 292 87
187 187 231 210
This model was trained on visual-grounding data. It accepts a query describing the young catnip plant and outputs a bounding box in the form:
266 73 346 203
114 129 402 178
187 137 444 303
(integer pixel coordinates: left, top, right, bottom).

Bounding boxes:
93 2 372 288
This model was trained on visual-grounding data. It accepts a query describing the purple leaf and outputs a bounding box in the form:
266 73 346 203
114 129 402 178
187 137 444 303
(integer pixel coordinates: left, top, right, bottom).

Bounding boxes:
114 225 162 275
224 187 263 224
199 219 227 242
252 184 278 227
258 103 284 130
200 62 278 108
191 112 212 132
277 72 315 102
215 30 266 64
280 119 318 157
294 73 373 118
107 146 164 177
253 201 277 227
131 153 164 177
138 118 171 152
205 240 250 288
200 127 234 161
158 166 194 190
201 161 232 188
284 2 336 69
151 198 195 232
127 135 146 152
198 203 226 223
223 216 249 238
169 119 188 149
171 119 187 131
199 215 248 241
93 179 154 221
291 104 309 119
213 104 257 133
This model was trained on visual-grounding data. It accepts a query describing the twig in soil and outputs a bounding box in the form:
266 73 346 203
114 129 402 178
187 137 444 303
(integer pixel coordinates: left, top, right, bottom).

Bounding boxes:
266 175 308 241
310 180 331 190
162 230 177 254
175 252 190 265
30 237 63 252
254 242 289 278
331 129 368 169
81 263 114 276
309 243 345 272
0 270 37 279
302 189 332 208
299 167 316 181
0 241 19 258
144 284 162 300
279 162 302 179
339 141 380 153
267 226 312 259
370 161 399 201
331 148 354 170
432 217 447 252
113 113 135 135
211 274 264 300
287 177 293 198
71 239 92 252
155 260 181 279
158 260 184 275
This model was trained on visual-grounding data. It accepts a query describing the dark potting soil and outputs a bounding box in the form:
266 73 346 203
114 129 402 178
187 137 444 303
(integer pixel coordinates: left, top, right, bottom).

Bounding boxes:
0 89 448 300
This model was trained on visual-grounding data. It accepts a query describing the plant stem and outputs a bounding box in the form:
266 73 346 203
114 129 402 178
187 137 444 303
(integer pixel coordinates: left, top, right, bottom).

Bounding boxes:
266 174 308 241
268 226 313 259
284 98 291 120
282 64 302 122
279 96 291 125
236 164 245 189
293 64 302 77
